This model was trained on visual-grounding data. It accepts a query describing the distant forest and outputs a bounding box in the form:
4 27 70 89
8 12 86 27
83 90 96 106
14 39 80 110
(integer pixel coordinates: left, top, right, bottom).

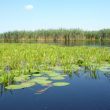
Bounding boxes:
0 29 110 42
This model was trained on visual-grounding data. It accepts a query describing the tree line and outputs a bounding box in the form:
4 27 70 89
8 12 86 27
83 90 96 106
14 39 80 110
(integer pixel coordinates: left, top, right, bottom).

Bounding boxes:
0 29 110 42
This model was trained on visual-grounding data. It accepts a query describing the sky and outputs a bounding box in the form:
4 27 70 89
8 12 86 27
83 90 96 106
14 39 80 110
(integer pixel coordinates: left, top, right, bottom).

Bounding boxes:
0 0 110 32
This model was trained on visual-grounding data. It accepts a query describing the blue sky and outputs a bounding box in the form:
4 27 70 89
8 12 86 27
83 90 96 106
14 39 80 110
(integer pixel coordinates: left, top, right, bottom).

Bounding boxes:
0 0 110 32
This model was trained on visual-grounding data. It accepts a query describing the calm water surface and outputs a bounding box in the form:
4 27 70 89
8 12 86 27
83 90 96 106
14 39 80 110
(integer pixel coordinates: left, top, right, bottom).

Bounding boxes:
0 70 110 110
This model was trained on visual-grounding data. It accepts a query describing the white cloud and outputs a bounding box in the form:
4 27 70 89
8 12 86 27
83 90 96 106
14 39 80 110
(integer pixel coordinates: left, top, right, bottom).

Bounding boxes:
25 4 34 11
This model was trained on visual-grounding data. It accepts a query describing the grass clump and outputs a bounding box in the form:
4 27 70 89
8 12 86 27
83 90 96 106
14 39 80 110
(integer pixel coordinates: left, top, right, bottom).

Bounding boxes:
0 44 110 87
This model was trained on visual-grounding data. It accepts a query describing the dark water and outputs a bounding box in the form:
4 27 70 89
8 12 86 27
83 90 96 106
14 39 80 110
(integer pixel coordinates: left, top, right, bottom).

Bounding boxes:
0 70 110 110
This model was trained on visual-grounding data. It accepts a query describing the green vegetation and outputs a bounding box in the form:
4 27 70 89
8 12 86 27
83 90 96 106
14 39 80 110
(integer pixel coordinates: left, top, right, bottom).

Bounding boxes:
0 43 110 91
5 71 69 90
0 29 110 42
5 82 35 90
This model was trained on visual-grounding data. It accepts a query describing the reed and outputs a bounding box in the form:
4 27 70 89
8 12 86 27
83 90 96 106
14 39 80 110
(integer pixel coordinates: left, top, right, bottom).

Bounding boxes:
0 29 110 42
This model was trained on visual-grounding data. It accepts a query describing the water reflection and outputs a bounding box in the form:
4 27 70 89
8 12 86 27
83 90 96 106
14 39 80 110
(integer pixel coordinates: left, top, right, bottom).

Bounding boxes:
0 40 110 47
0 68 110 96
0 84 4 96
104 73 110 81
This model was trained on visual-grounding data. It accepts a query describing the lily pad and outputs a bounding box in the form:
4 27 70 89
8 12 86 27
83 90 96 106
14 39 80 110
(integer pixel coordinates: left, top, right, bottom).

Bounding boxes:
30 77 52 86
32 74 43 77
6 85 24 90
43 70 59 77
5 82 35 90
53 82 70 87
14 75 30 82
30 77 48 82
51 75 65 80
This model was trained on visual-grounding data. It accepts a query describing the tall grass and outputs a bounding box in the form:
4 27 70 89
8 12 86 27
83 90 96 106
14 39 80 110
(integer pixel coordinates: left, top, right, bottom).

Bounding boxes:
0 29 110 42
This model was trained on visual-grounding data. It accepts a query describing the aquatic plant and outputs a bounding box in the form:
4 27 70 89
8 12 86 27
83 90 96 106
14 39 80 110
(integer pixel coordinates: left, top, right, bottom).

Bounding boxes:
5 82 35 90
5 72 70 90
0 43 110 90
0 29 110 43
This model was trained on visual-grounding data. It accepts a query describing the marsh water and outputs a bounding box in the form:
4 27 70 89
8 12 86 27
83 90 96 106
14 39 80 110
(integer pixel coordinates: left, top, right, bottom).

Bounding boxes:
0 41 110 110
0 70 110 110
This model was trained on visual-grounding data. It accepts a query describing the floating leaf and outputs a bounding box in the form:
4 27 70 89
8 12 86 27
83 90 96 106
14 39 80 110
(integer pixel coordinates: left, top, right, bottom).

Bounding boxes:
43 70 59 77
38 80 52 86
14 75 30 82
53 82 70 87
30 77 48 82
6 84 24 90
51 75 65 80
21 82 35 88
5 82 35 90
30 77 52 86
32 74 43 77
